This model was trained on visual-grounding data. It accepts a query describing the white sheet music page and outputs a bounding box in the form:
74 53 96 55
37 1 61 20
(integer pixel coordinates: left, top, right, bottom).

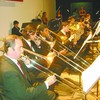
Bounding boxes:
82 55 100 94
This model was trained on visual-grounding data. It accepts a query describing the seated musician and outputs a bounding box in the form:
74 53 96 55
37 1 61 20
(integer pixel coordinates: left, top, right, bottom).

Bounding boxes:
21 24 49 83
68 16 84 48
79 6 86 18
57 21 74 48
11 20 22 36
22 24 48 64
73 18 85 47
83 13 92 35
22 23 63 93
0 34 57 100
36 24 74 75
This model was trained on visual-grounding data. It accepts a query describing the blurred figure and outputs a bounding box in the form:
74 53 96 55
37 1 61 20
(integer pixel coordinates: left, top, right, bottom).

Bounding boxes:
21 23 48 67
21 24 49 83
57 21 74 46
84 13 92 33
41 12 48 25
22 23 60 94
56 9 62 20
37 24 72 75
79 6 86 18
67 16 79 47
11 20 22 36
0 34 56 100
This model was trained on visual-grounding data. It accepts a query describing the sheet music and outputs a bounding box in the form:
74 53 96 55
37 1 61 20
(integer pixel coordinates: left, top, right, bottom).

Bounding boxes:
82 55 100 94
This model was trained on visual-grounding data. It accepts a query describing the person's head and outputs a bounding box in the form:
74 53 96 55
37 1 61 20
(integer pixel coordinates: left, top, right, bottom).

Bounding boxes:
61 22 69 32
4 35 23 60
68 16 75 23
37 24 49 37
42 12 47 17
86 13 91 19
13 20 19 27
22 24 36 40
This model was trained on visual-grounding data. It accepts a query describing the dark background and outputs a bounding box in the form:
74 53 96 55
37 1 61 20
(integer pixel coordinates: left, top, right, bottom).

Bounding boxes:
56 0 100 22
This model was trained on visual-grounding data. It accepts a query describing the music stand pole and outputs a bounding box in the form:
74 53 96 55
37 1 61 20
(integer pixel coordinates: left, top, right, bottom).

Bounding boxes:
74 32 92 59
96 82 99 100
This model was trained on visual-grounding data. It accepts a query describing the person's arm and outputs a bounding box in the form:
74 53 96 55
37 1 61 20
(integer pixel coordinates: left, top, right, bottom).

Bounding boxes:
45 75 56 89
3 70 48 99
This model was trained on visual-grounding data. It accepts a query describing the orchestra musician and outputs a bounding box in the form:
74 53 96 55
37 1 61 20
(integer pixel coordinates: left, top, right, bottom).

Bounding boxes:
77 14 93 57
41 12 48 25
79 6 86 18
21 24 49 83
36 24 75 75
21 23 63 94
83 13 92 35
57 21 74 47
0 34 57 100
11 20 22 36
21 24 48 65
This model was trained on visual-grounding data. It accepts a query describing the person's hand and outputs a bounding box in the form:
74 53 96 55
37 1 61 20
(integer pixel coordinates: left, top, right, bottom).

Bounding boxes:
45 75 57 86
59 49 67 55
24 58 31 65
69 34 74 41
21 55 31 65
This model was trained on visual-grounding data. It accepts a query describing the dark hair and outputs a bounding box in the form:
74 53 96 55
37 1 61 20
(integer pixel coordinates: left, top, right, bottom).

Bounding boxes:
61 22 69 29
42 12 46 17
22 24 36 39
13 20 19 25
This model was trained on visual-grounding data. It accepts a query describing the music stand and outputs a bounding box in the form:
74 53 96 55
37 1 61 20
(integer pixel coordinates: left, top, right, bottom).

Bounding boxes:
74 21 100 59
74 32 92 59
92 20 100 38
82 55 100 94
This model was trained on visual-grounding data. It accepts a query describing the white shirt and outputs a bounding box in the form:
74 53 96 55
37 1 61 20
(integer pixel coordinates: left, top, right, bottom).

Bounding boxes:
23 38 35 52
61 29 66 35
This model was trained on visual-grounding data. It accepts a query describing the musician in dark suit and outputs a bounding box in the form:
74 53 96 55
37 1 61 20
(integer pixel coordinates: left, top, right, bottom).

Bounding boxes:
36 24 71 75
0 34 56 100
21 23 48 65
11 20 22 36
36 23 78 76
21 24 53 86
56 22 74 47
